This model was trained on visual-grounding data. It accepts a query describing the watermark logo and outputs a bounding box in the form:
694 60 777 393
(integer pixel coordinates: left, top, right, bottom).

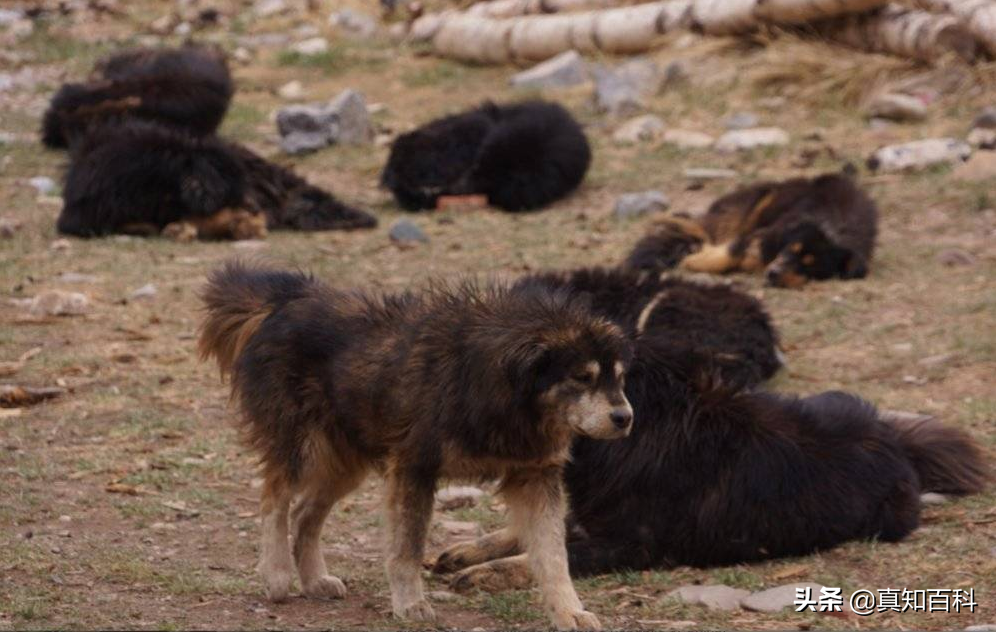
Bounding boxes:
794 587 976 615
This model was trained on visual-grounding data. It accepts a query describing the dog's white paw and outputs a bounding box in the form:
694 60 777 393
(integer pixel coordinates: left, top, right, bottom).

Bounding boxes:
302 575 346 600
262 570 292 603
394 599 436 622
550 609 601 631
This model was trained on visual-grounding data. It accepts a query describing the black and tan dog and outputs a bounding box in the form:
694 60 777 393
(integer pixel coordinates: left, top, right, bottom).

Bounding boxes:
57 120 376 239
199 261 635 629
431 267 988 588
42 43 232 148
626 171 878 287
381 100 591 212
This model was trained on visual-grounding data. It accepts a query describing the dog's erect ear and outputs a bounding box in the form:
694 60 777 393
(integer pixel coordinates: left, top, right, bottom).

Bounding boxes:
840 252 868 279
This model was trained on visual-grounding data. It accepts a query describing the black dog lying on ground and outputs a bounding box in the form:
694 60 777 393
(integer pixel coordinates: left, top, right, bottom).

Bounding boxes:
626 171 878 287
381 100 591 212
432 266 988 587
42 44 233 148
57 121 376 239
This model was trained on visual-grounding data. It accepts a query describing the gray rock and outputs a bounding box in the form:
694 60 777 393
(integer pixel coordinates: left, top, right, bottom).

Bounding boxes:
741 582 824 613
663 60 689 86
868 117 893 131
428 590 460 602
27 290 90 317
593 58 662 116
0 8 24 26
723 111 759 130
276 89 372 154
29 176 56 196
291 37 329 56
972 106 996 130
130 283 157 300
389 219 428 244
966 626 996 631
56 272 100 284
173 21 192 36
867 138 971 172
715 127 789 153
663 129 714 149
866 93 927 122
668 584 750 611
511 51 589 90
233 47 253 64
254 0 288 18
612 115 665 145
614 191 670 219
920 492 949 505
436 485 486 510
936 248 976 267
330 9 379 38
684 167 738 181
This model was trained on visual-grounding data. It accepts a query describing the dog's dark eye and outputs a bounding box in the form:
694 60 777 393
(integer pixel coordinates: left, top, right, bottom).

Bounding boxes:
572 372 595 385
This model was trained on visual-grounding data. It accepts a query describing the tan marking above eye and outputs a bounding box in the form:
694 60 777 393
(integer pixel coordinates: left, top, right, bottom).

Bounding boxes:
802 254 816 265
573 361 599 384
614 361 625 379
790 242 803 254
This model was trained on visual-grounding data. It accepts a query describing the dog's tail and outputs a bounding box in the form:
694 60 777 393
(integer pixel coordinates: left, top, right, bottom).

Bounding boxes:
883 412 990 496
199 260 311 378
624 216 707 273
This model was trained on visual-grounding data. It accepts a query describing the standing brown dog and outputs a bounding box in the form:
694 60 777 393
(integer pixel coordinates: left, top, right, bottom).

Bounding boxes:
199 261 633 629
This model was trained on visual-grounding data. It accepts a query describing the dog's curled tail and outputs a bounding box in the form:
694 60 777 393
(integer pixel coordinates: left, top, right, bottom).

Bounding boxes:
199 260 309 378
884 412 990 496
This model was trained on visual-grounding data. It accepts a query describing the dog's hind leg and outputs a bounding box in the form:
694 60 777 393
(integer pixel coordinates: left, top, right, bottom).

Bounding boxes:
433 528 521 574
257 470 294 602
290 463 366 600
383 466 437 622
503 468 601 631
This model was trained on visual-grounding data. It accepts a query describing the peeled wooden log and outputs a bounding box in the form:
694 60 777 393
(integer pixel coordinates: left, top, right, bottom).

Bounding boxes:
908 0 996 56
818 5 978 62
691 0 890 34
466 0 637 18
424 1 693 63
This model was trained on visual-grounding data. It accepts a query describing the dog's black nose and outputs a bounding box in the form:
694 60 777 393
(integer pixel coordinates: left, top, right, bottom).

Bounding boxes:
610 409 632 429
765 268 781 286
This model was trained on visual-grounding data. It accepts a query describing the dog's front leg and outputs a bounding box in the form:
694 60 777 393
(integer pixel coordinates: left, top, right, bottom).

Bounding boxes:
503 468 600 631
383 466 436 622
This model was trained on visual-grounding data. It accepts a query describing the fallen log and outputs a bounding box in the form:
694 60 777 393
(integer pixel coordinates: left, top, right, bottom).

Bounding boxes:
691 0 890 34
908 0 996 56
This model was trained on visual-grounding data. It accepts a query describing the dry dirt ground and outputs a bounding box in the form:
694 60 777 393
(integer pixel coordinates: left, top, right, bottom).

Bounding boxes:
1 1 995 630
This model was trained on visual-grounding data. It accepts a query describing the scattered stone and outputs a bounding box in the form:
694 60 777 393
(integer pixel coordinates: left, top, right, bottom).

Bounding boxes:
715 127 789 153
56 272 100 283
0 9 24 27
723 111 759 130
971 106 996 129
936 247 976 267
130 283 157 300
254 0 288 18
612 114 665 145
511 51 589 90
866 93 927 122
920 492 949 505
593 58 662 116
439 520 481 537
330 9 378 38
173 21 192 37
742 583 824 613
663 60 689 86
436 486 486 510
867 138 971 172
233 47 253 64
879 409 935 424
918 352 955 367
26 290 90 316
0 216 21 238
428 590 460 602
868 117 893 131
614 191 670 219
952 151 996 182
277 80 304 101
684 167 738 181
291 37 329 56
965 625 996 631
389 219 428 245
276 89 373 154
663 129 714 149
49 238 72 251
668 585 750 611
232 239 268 250
967 127 996 150
28 176 56 196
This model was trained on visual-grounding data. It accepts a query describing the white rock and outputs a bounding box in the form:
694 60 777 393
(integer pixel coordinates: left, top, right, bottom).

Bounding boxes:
130 284 157 300
663 129 714 149
866 93 927 122
715 127 789 153
615 191 670 219
429 590 460 602
967 127 996 149
330 8 378 38
920 492 949 505
723 111 759 130
49 238 72 251
668 585 750 611
612 115 665 145
27 290 90 316
254 0 288 18
233 47 253 64
436 486 486 510
56 272 100 283
741 583 824 613
868 138 971 172
291 37 329 56
510 51 589 90
232 239 268 250
0 9 24 27
173 21 192 36
684 167 738 181
965 625 996 631
277 80 304 101
29 176 56 196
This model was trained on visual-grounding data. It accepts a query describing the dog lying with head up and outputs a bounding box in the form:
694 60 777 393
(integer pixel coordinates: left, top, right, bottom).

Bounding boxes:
200 261 636 629
626 169 878 288
57 120 376 240
42 43 233 149
430 266 988 591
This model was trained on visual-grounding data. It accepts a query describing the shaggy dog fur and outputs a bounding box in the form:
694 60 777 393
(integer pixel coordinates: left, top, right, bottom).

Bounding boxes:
432 269 988 586
42 44 233 148
199 261 635 629
519 267 782 388
57 121 376 239
381 100 591 212
624 171 878 287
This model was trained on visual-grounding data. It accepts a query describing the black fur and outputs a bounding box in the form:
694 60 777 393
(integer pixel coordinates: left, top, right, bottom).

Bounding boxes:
381 100 591 212
42 44 233 149
57 120 375 237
